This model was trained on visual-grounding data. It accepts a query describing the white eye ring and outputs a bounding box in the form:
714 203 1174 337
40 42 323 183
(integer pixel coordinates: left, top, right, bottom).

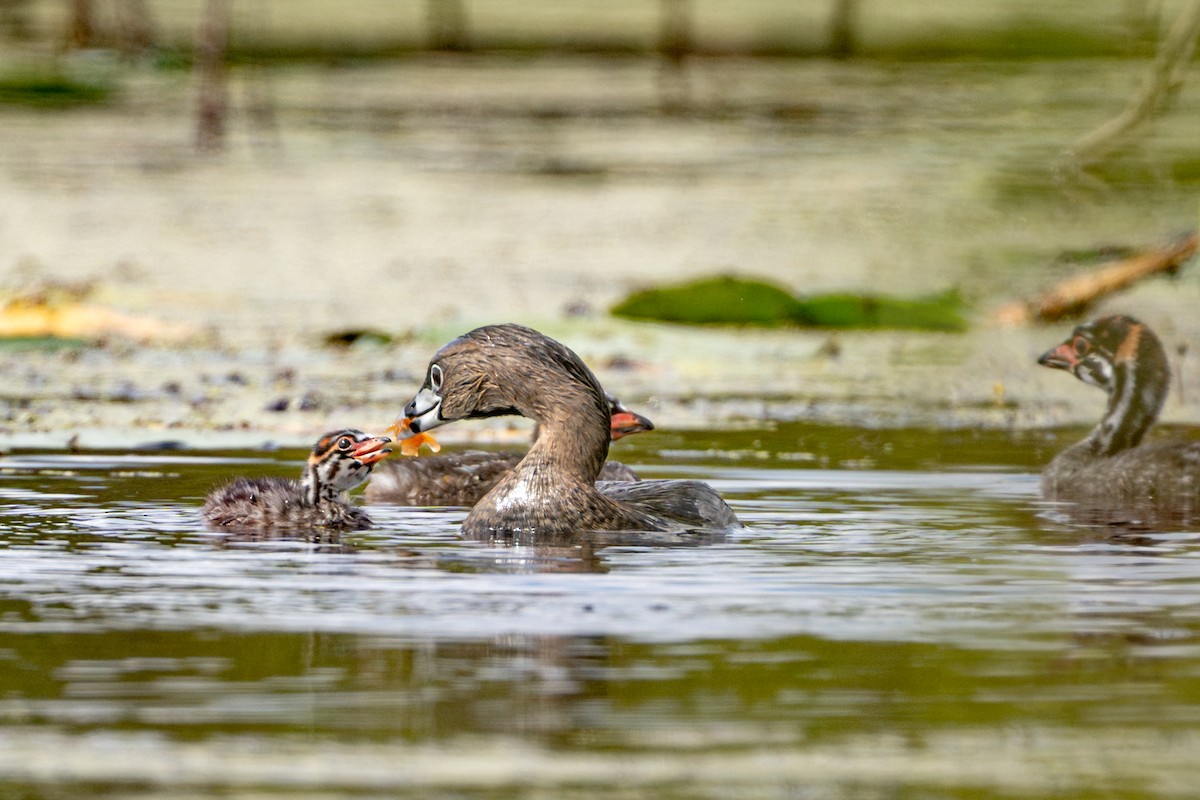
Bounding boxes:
336 437 354 450
429 364 444 392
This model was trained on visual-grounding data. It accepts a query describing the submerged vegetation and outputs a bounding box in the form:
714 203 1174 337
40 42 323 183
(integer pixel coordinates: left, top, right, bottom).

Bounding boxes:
0 70 113 107
0 334 87 351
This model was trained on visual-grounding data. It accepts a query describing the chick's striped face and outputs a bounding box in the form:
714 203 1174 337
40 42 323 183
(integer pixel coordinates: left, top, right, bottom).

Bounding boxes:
308 429 392 495
311 432 357 458
1067 329 1116 390
1038 316 1140 394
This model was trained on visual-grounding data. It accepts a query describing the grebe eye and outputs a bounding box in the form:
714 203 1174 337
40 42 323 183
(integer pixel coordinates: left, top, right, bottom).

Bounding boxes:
430 364 444 392
1073 337 1089 357
336 436 354 450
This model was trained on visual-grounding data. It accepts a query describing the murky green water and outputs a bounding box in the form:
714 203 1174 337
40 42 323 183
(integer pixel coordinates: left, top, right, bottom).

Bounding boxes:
2 423 1199 798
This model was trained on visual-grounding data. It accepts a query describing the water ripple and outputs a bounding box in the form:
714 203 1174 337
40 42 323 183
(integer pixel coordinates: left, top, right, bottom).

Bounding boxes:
0 455 1196 656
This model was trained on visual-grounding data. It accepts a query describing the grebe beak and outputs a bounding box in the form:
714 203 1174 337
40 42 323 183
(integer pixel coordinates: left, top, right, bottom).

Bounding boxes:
1038 341 1077 372
403 387 445 434
610 409 655 440
351 436 392 466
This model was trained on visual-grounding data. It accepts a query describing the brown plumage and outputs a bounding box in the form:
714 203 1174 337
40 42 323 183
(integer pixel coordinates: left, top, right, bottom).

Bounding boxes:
400 323 740 539
1039 314 1200 521
365 395 650 506
203 429 391 531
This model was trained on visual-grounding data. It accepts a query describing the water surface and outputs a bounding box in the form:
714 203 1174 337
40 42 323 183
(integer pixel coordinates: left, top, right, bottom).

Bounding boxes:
1 423 1198 798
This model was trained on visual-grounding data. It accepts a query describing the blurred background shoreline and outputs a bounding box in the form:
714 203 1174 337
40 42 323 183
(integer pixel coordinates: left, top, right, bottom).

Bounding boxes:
0 0 1173 62
3 1 1200 447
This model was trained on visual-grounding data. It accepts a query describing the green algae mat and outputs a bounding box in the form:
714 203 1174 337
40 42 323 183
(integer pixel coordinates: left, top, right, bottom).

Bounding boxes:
612 276 968 332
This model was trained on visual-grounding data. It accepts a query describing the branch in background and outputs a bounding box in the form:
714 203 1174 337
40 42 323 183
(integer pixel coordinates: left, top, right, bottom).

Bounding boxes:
828 0 858 58
116 0 157 59
994 231 1199 326
0 0 34 41
0 280 197 343
62 0 94 50
426 0 469 52
194 0 229 153
1063 0 1200 170
657 0 693 112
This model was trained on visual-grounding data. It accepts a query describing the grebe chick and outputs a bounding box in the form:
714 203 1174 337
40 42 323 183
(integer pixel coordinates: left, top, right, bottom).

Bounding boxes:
1039 315 1200 521
204 429 391 531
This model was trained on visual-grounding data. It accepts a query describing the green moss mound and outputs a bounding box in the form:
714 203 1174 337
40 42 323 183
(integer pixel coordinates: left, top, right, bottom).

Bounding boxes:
611 276 967 332
612 276 804 326
792 291 967 332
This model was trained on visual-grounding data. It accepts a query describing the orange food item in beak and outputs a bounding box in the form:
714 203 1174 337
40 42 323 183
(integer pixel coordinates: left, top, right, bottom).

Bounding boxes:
400 434 440 457
385 417 441 457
